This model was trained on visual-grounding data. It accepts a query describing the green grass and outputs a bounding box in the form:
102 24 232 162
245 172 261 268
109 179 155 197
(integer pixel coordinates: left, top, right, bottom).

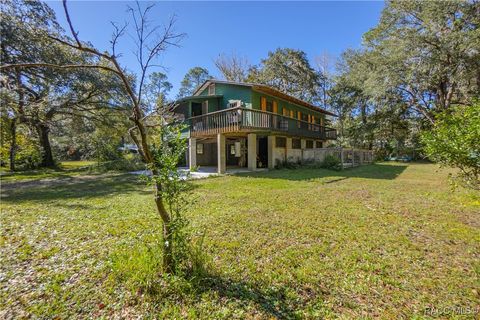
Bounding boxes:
1 163 479 318
0 160 96 182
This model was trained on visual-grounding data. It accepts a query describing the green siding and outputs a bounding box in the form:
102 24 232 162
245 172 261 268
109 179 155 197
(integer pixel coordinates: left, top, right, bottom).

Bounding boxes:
214 83 252 109
251 90 326 124
185 82 325 124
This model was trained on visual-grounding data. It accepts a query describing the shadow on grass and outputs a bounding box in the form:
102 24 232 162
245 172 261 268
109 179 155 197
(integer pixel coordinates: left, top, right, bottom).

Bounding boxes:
237 163 408 181
192 274 298 319
1 174 149 203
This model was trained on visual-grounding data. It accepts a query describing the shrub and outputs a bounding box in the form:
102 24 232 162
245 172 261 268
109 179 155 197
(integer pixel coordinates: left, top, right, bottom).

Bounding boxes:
320 154 342 171
421 103 480 189
89 155 145 173
275 158 300 169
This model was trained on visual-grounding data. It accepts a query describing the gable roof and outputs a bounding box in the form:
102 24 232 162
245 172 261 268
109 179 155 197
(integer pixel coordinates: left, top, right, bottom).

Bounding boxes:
193 79 337 117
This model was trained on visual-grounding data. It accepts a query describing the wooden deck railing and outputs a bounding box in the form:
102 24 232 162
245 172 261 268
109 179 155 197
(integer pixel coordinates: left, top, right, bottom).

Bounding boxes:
187 107 337 140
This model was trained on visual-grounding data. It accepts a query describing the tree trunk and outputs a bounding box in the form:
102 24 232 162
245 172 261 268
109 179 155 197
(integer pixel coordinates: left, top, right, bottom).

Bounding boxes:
9 119 17 171
154 180 173 274
36 123 55 167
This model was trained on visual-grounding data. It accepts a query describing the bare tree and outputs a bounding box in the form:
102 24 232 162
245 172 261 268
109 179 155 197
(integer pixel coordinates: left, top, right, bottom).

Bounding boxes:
214 52 250 82
315 51 335 110
1 0 186 273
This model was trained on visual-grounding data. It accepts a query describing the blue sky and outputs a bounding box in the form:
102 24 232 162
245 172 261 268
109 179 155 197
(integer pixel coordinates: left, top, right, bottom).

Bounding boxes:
47 1 384 98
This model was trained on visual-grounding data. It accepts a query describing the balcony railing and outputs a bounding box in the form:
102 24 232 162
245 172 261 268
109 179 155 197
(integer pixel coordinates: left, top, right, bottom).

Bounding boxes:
186 107 337 140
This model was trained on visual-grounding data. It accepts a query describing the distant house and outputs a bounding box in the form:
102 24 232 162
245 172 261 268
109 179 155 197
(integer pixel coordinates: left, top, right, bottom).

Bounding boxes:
171 80 338 173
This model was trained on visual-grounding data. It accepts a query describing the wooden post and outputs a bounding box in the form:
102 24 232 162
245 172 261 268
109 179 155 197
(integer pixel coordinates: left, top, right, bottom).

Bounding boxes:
217 133 226 174
189 138 196 170
247 133 257 171
267 135 275 169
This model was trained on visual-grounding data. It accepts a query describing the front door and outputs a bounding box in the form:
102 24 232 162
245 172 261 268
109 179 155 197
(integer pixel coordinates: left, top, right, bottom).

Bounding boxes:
226 143 237 166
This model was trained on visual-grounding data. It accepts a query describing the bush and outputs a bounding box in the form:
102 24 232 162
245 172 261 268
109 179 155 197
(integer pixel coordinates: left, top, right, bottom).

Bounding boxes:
275 158 301 169
421 103 480 189
89 155 145 173
320 154 342 171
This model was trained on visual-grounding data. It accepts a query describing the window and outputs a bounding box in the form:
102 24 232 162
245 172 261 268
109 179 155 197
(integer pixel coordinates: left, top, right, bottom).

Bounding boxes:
273 101 278 113
306 140 314 149
197 143 204 154
292 138 301 149
316 141 323 148
290 110 294 118
208 83 215 95
276 137 286 148
282 107 288 116
266 100 273 112
230 144 236 155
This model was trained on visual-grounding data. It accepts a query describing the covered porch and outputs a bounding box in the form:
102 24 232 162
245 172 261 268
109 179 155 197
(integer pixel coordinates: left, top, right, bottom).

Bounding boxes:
187 133 272 174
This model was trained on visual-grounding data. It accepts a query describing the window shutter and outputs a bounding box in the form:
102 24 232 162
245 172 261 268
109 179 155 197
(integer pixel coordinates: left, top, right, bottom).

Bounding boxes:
261 97 267 111
273 101 278 114
290 110 294 118
297 111 301 120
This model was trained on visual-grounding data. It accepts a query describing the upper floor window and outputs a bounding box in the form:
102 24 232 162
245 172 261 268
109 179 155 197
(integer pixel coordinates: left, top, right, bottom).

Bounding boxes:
208 83 215 95
266 100 273 112
306 140 314 149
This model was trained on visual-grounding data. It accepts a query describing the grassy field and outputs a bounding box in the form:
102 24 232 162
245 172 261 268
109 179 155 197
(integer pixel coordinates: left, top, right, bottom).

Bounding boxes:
1 162 479 319
0 160 96 183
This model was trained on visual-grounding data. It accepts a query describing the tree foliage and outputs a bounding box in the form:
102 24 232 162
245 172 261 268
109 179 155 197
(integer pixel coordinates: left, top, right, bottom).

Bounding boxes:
247 48 322 103
329 0 480 163
0 0 125 168
422 102 480 189
177 67 211 98
361 0 480 123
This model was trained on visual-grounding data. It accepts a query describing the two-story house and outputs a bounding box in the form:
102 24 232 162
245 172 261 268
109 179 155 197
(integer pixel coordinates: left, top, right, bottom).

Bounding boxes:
171 80 338 173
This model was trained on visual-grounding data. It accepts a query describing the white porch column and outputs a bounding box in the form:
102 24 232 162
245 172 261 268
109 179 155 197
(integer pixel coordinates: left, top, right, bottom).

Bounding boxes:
267 135 275 169
189 138 196 170
217 133 226 174
286 137 292 163
247 133 257 171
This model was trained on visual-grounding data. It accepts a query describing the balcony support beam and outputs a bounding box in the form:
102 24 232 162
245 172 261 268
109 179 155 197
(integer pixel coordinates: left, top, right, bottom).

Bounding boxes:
189 138 196 170
217 133 226 174
267 135 275 169
247 133 257 171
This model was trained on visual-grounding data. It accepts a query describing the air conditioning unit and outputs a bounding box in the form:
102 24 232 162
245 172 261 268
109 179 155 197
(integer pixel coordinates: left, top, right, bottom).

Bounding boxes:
228 100 242 108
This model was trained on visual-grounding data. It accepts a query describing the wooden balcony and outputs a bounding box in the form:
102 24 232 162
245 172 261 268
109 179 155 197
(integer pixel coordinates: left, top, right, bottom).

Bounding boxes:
186 107 337 140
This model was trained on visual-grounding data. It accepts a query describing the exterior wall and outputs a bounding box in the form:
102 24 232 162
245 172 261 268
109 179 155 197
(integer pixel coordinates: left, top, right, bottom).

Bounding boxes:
197 83 252 110
271 136 328 166
216 83 252 109
196 142 217 166
251 90 326 125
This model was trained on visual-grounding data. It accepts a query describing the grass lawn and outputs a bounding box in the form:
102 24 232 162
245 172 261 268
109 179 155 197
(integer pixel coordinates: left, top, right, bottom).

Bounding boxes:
1 163 479 318
0 160 96 183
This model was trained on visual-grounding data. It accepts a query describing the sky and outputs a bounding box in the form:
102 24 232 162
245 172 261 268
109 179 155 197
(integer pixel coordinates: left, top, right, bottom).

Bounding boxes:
47 1 385 98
